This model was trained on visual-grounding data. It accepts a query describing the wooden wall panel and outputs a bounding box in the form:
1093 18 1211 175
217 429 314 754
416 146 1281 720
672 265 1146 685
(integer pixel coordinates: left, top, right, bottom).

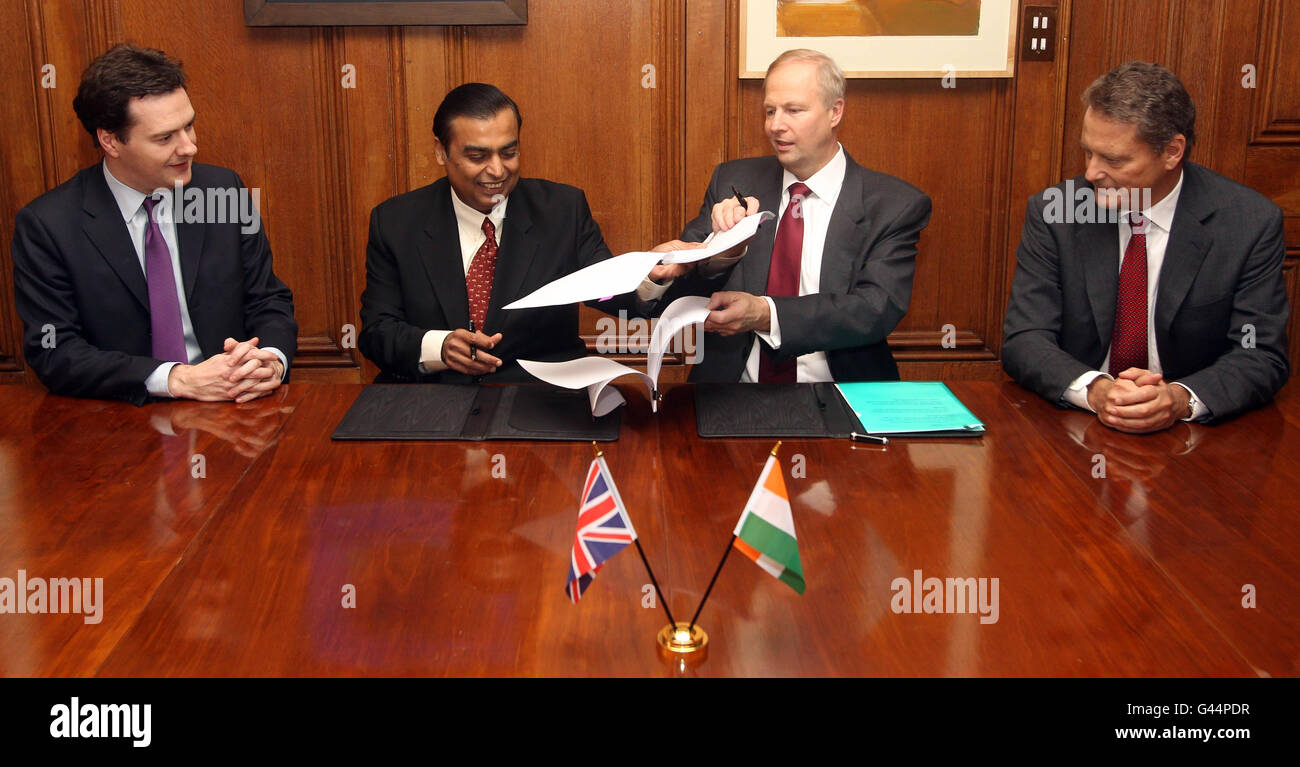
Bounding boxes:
0 2 47 379
0 0 1295 390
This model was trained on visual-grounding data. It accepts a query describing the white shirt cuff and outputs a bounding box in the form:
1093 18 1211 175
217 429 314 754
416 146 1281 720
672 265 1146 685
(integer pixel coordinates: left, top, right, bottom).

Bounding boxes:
1171 382 1211 422
147 362 181 398
753 296 780 349
262 347 288 381
418 330 452 374
1063 370 1109 412
637 278 671 301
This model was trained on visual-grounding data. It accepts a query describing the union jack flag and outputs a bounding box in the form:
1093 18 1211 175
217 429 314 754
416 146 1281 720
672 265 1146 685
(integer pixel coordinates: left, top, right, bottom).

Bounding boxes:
566 456 637 603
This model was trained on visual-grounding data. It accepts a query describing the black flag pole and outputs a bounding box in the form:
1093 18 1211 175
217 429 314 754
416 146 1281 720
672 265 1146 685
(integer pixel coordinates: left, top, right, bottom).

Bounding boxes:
593 442 676 629
687 533 735 634
687 440 782 633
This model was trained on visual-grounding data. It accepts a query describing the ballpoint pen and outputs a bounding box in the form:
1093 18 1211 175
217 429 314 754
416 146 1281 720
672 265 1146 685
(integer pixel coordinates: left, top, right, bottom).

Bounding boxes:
468 318 477 361
730 184 749 211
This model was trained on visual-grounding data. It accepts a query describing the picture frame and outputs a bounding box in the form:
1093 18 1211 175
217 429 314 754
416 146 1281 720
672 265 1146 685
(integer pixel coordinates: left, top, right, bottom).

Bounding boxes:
244 0 528 27
740 0 1018 78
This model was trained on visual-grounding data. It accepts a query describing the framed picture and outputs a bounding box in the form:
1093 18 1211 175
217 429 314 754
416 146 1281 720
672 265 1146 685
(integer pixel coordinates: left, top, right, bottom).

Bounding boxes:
740 0 1018 78
244 0 527 27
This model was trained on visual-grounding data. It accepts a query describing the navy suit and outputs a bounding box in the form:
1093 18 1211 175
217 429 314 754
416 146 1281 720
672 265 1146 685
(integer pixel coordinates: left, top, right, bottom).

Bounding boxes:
11 162 297 404
1003 162 1290 420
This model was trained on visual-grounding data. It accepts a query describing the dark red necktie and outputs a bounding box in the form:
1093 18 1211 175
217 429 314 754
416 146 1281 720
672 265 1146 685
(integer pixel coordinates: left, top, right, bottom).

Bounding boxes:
758 182 810 383
1108 212 1149 376
466 217 498 331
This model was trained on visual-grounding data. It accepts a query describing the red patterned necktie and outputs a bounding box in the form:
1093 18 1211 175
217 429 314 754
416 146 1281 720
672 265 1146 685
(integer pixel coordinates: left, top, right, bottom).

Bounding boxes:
1108 212 1149 376
466 217 498 331
758 181 810 383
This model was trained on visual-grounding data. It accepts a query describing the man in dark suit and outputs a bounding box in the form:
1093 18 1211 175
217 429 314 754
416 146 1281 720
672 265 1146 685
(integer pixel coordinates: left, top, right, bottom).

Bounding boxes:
647 49 931 383
359 83 647 382
1004 61 1289 432
11 44 296 405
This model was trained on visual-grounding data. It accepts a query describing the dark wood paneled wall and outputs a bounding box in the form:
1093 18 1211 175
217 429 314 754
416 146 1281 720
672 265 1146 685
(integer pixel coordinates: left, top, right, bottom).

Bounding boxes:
2 0 1297 386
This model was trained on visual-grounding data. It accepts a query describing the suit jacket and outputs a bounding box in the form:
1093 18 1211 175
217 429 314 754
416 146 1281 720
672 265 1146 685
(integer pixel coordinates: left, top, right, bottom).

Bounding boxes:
359 177 634 383
10 162 297 405
1002 161 1290 421
659 151 931 382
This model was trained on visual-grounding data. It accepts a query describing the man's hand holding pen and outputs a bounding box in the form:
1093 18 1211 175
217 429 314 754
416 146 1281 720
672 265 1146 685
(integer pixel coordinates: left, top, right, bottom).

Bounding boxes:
441 328 503 376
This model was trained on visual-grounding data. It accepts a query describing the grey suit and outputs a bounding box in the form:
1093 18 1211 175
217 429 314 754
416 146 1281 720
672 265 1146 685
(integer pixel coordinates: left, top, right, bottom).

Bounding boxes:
1003 161 1290 421
661 151 931 382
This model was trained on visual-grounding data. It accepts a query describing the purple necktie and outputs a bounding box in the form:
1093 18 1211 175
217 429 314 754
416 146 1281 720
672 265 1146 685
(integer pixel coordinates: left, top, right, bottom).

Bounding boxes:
142 196 188 363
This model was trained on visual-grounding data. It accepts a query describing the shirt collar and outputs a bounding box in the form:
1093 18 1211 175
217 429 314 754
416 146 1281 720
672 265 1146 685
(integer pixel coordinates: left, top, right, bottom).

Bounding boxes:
102 160 175 222
450 185 508 233
781 143 846 206
1133 168 1183 234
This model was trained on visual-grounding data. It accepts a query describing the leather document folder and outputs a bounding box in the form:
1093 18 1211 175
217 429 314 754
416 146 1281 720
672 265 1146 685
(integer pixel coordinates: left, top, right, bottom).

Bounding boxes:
694 383 862 438
332 384 621 441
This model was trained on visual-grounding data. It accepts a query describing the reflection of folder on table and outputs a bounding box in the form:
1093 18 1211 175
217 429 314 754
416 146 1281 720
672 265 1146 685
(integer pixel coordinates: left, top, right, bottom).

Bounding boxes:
695 384 862 438
331 384 621 441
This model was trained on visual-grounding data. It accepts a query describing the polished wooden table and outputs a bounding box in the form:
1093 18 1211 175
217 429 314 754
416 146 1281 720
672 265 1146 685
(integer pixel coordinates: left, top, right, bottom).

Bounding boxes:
1 381 1296 677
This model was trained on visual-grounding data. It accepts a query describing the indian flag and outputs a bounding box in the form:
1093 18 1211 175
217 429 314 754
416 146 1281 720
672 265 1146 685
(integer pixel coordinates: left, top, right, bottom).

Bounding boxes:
732 453 805 594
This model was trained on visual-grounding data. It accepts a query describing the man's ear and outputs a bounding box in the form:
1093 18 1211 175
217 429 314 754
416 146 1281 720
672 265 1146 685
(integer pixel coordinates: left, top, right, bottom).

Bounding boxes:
96 128 120 158
433 137 448 167
829 98 845 131
1162 134 1186 169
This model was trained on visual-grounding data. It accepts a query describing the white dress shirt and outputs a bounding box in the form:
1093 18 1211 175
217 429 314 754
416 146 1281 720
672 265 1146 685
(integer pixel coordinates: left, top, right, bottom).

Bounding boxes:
102 162 287 397
1062 169 1208 420
418 188 509 372
643 144 847 382
418 187 666 373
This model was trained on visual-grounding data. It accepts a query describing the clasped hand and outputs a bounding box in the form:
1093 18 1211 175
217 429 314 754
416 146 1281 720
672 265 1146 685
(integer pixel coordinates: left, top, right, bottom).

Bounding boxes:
167 337 284 403
1086 367 1191 434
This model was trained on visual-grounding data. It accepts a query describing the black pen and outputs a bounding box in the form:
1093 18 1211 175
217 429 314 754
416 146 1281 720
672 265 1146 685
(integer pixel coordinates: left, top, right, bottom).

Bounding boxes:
730 184 749 211
850 432 889 446
468 319 477 361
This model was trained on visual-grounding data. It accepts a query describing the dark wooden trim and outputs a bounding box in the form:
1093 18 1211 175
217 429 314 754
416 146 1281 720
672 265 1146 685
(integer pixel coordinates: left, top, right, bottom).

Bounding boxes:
245 0 527 27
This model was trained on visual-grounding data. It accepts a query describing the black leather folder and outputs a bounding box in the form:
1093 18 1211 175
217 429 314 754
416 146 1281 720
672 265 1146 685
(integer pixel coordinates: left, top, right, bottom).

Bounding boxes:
331 384 620 441
694 383 863 438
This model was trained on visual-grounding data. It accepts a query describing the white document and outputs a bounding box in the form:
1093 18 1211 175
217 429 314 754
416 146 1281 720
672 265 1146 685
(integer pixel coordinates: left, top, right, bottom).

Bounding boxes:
502 251 662 311
645 296 710 383
504 211 774 310
657 211 776 264
519 356 652 417
519 295 712 416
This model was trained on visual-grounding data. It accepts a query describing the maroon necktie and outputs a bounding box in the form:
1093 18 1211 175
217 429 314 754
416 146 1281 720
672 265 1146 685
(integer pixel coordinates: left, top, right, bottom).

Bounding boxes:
758 182 810 383
1108 212 1148 376
466 217 499 331
142 196 188 363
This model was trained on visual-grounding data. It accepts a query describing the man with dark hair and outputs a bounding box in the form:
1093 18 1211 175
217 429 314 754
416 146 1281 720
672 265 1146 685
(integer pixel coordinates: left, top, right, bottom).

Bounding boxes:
360 82 652 381
1004 61 1289 431
646 49 930 383
11 44 296 404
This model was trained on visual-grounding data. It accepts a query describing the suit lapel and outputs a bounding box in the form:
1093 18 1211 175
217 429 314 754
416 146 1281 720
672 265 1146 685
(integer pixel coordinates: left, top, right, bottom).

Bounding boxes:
420 180 473 330
1155 165 1213 339
484 189 538 335
175 186 205 303
81 167 150 312
742 162 785 297
1077 217 1121 351
819 154 866 293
